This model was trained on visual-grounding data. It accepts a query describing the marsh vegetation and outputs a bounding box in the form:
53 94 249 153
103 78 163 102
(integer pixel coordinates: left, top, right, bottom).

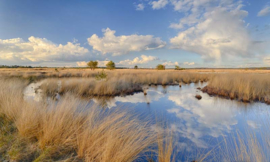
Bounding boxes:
0 68 270 161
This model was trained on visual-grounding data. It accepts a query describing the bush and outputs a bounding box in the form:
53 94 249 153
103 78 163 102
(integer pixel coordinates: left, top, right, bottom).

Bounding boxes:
95 70 107 80
106 61 115 70
175 65 185 70
87 61 98 70
134 65 138 69
156 64 165 70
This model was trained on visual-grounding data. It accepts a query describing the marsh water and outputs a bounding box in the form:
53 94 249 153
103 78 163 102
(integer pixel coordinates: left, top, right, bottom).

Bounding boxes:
24 81 270 161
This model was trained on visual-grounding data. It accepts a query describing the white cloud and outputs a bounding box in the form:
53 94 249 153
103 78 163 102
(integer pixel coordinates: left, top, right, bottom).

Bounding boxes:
162 61 179 66
258 5 270 17
0 36 89 63
77 60 110 67
170 1 254 61
76 61 87 67
135 3 145 11
88 28 166 56
167 88 238 148
184 62 195 65
117 55 158 65
263 56 270 65
151 0 169 9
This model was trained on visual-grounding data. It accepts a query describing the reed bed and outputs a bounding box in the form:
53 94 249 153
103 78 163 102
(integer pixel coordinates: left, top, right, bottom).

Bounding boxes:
203 73 270 104
40 78 143 97
1 71 270 161
38 72 211 97
0 68 211 82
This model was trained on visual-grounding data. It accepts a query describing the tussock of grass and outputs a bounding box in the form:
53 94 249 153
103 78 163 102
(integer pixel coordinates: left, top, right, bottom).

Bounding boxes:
157 131 174 162
0 78 156 161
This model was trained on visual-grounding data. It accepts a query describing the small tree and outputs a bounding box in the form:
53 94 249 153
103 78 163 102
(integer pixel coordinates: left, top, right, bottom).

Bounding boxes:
87 61 98 70
156 64 165 70
175 65 180 70
134 65 138 69
106 61 115 70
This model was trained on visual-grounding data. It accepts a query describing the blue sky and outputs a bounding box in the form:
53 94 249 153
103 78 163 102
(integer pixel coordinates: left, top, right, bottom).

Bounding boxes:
0 0 270 68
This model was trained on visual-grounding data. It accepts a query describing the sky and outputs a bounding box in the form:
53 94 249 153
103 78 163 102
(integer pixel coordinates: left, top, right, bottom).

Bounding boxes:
0 0 270 68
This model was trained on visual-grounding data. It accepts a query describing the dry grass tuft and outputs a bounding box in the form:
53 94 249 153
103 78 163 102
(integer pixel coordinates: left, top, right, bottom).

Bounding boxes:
39 72 211 97
205 73 270 103
0 78 156 161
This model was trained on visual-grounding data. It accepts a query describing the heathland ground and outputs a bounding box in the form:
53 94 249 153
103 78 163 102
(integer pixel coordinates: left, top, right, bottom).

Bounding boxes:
0 68 270 161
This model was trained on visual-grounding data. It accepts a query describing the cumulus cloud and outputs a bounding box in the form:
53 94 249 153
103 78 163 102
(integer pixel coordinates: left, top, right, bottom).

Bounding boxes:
258 5 270 17
162 61 179 66
151 0 169 9
0 36 89 63
117 55 158 65
170 1 255 61
135 3 145 11
184 62 195 65
76 60 110 67
88 28 166 56
167 88 238 148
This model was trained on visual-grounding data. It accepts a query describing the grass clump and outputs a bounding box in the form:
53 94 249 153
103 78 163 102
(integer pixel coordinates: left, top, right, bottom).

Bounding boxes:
0 78 156 161
204 73 270 103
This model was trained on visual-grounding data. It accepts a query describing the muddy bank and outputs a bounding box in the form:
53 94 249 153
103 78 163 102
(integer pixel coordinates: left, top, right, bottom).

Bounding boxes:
201 86 270 105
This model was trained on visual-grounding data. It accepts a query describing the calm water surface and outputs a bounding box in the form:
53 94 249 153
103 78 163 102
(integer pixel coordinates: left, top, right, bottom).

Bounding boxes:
24 82 270 161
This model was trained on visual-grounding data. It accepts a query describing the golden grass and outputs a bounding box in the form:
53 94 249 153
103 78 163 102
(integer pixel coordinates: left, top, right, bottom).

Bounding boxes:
157 131 174 162
0 78 156 161
1 72 270 161
41 78 142 97
215 130 270 162
206 73 270 102
38 72 211 97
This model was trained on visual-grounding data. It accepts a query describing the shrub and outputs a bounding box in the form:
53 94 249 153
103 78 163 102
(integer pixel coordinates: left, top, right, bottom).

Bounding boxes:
134 65 138 69
87 61 98 70
175 65 185 70
106 61 115 70
95 70 107 80
156 64 165 70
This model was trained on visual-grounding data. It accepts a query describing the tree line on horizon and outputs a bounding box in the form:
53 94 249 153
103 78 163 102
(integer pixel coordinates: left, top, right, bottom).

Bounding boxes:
87 60 185 70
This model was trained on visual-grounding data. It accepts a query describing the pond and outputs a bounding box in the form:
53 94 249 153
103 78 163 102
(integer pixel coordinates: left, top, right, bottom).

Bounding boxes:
24 81 270 161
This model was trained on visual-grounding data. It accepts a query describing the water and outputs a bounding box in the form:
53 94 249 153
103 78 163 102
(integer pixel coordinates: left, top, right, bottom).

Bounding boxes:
24 81 270 161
